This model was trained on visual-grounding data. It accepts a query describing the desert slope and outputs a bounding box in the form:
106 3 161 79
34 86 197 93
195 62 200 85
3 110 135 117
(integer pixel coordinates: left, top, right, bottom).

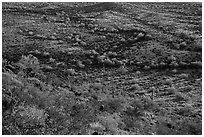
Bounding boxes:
2 2 202 135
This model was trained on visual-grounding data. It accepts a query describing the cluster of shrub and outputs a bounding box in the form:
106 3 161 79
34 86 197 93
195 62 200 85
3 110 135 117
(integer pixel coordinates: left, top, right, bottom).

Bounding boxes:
2 55 201 135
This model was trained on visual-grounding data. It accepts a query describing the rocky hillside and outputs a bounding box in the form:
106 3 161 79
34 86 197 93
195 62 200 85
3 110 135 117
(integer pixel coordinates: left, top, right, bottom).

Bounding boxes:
2 2 202 135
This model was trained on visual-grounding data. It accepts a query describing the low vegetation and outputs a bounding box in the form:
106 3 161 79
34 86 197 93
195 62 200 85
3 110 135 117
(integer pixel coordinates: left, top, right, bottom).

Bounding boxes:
2 2 202 135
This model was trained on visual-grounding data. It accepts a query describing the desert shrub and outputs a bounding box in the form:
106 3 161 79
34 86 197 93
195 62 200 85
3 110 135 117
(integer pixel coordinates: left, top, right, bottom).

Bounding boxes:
125 98 144 117
141 96 156 111
122 114 155 135
2 55 79 134
156 116 202 135
156 117 177 135
17 54 43 78
173 91 189 102
175 104 193 116
97 113 126 135
102 97 128 114
89 121 106 133
179 119 202 135
175 29 195 41
3 104 48 135
2 72 24 88
14 105 47 128
166 86 178 95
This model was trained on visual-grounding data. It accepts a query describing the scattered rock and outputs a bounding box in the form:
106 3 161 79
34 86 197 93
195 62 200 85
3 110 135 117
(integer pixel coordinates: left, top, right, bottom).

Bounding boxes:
83 59 92 65
179 61 188 67
179 73 189 79
120 38 126 42
50 35 57 40
129 60 134 65
107 51 117 57
75 38 82 42
49 58 55 63
113 45 118 49
134 90 146 95
90 122 105 131
74 42 81 46
34 50 41 55
42 52 50 57
166 86 177 94
164 78 173 85
173 44 180 49
137 32 145 38
80 41 87 46
190 61 202 68
128 84 142 91
143 65 150 70
41 15 48 21
171 69 178 73
2 72 23 87
145 34 152 39
65 69 75 75
42 65 54 71
88 24 94 28
103 58 114 66
3 65 16 73
136 70 141 74
159 62 166 68
91 50 99 55
79 22 85 27
114 59 123 66
58 40 64 44
101 36 106 39
56 62 66 67
136 62 143 66
180 41 187 48
129 78 139 84
28 31 34 35
150 61 159 68
168 55 176 61
36 34 47 39
174 91 189 101
77 61 85 68
90 29 95 33
169 61 179 68
97 55 106 63
118 66 128 74
122 59 129 64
